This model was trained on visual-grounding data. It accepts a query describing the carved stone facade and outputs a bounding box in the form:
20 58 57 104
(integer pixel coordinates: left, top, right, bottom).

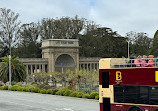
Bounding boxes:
19 39 100 75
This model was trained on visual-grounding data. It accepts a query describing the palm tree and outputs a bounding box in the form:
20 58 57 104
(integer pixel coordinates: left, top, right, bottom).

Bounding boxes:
0 56 26 82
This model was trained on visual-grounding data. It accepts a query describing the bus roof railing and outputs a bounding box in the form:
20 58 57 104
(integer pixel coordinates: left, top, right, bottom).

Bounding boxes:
110 58 158 68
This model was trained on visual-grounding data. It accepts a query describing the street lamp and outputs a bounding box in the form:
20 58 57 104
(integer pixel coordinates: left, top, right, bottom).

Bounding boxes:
128 41 130 59
9 55 11 88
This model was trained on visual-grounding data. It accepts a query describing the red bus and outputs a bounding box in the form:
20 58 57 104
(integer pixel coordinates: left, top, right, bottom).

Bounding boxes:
99 58 158 111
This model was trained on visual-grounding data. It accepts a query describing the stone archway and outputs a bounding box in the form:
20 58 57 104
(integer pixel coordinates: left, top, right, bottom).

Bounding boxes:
55 54 76 72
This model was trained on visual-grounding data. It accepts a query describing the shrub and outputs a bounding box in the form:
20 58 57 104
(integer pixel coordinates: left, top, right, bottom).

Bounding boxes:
63 90 73 96
82 94 90 99
90 92 99 99
0 86 4 90
69 92 78 97
3 85 9 90
21 87 26 92
95 95 99 100
25 87 31 92
46 89 53 94
52 89 59 95
17 87 23 91
55 90 60 95
77 92 84 98
31 87 40 93
60 89 67 96
40 89 46 94
9 85 21 91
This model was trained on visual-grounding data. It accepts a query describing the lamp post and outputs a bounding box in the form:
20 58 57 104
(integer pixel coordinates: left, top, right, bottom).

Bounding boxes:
128 41 130 59
9 55 11 88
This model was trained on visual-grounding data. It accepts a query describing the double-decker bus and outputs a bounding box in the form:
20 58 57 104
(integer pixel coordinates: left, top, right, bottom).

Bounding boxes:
99 58 158 111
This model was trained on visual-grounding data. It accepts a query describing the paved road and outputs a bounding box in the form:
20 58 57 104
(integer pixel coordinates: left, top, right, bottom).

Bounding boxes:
0 90 99 111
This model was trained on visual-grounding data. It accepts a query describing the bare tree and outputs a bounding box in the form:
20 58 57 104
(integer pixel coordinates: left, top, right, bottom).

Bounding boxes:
0 8 21 56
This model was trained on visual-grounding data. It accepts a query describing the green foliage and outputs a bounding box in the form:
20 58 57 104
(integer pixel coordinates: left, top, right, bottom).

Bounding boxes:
52 89 59 95
126 31 152 56
46 89 53 94
69 92 78 97
82 94 90 99
0 86 4 90
63 90 73 96
21 87 26 92
90 92 99 99
9 85 21 91
3 85 9 90
60 89 67 96
40 89 46 94
77 92 84 98
0 56 26 82
25 87 31 92
95 95 99 100
31 87 40 93
151 30 158 56
55 90 61 95
0 8 20 57
14 22 41 58
79 27 127 58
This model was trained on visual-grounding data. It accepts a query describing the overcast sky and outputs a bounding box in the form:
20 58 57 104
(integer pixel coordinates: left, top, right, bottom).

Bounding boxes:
1 0 158 37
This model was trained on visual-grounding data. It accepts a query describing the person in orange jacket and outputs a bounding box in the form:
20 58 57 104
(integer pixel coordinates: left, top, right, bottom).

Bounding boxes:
148 55 154 67
134 56 141 67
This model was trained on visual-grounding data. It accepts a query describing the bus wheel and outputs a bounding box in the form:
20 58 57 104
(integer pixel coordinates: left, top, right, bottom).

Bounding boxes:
128 107 142 111
155 109 158 111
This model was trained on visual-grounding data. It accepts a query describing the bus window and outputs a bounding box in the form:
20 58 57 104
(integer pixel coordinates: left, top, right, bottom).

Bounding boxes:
137 86 149 104
150 86 158 105
114 85 124 103
124 86 137 103
102 72 109 88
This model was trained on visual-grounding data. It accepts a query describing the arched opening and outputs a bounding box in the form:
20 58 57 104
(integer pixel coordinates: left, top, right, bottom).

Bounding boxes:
55 54 76 72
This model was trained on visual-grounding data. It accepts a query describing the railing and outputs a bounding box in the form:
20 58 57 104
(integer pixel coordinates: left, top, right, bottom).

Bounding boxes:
111 58 158 68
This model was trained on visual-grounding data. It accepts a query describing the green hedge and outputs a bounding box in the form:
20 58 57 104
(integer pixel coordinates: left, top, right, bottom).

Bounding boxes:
0 86 4 90
3 85 9 90
0 85 99 100
52 89 59 95
9 85 21 91
69 92 78 97
40 89 46 94
82 94 90 99
77 92 84 98
63 90 73 96
90 92 99 99
46 89 53 94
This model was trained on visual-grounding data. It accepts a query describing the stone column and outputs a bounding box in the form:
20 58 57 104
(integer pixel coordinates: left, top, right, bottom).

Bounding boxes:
76 51 79 70
31 65 33 74
42 64 45 72
86 63 88 71
97 63 99 71
94 63 96 71
90 63 92 72
35 64 37 73
26 65 29 76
